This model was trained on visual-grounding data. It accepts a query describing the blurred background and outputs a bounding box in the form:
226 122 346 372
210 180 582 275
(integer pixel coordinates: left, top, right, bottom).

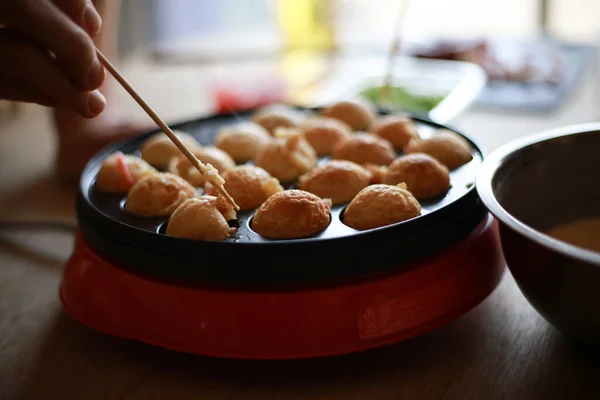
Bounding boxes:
120 0 600 55
3 0 600 136
109 0 599 122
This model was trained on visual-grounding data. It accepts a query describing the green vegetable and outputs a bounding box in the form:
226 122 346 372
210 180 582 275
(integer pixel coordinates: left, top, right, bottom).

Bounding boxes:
361 86 444 113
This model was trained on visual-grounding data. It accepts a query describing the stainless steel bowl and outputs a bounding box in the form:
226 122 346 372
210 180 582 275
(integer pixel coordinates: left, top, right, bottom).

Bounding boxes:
476 123 600 346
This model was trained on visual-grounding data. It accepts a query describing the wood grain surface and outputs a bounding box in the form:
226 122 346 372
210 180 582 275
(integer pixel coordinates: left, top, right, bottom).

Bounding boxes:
1 57 600 400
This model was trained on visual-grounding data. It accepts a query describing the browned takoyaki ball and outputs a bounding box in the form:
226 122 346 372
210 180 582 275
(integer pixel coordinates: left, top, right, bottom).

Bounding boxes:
364 164 387 184
383 153 450 199
300 116 352 155
168 156 204 187
254 128 318 183
125 172 196 217
96 152 157 193
215 122 272 163
213 192 238 222
404 129 473 170
343 183 421 231
320 97 377 131
194 146 236 173
222 166 284 211
332 133 395 166
251 104 305 134
298 160 371 205
166 196 236 241
251 190 332 239
169 146 236 187
140 130 200 168
369 114 419 150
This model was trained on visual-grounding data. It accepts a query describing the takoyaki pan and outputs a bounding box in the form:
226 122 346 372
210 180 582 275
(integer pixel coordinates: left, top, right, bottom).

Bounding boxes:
78 101 485 285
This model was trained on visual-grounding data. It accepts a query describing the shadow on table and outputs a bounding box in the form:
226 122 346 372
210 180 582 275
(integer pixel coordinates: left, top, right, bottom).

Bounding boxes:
20 299 600 400
0 173 77 224
0 232 73 271
0 173 77 271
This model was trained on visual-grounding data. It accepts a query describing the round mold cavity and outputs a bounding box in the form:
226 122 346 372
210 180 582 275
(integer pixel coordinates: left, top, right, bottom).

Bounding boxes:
76 107 488 285
157 221 168 235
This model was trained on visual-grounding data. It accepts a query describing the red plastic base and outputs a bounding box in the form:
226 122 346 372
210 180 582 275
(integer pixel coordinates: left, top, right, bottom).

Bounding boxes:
59 215 505 360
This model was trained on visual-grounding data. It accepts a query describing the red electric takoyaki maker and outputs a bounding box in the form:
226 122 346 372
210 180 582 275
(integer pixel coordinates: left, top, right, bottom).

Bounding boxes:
59 107 505 360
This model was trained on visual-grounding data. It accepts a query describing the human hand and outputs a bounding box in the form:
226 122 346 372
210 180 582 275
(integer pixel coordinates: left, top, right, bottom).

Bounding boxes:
0 0 106 118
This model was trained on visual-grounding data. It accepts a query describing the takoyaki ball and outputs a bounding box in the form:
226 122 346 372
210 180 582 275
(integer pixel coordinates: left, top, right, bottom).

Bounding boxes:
196 189 238 222
332 133 395 166
251 104 305 134
168 156 204 187
96 151 157 193
195 146 236 172
166 197 236 241
364 164 387 184
300 117 352 155
168 146 236 187
215 122 271 163
404 129 473 170
125 172 196 217
222 166 284 211
320 97 377 131
251 190 332 239
383 153 450 199
140 130 200 168
213 192 238 222
343 183 421 231
254 128 318 183
298 160 371 205
369 114 419 150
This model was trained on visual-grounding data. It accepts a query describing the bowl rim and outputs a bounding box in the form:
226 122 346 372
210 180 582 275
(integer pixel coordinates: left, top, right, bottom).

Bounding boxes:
476 122 600 266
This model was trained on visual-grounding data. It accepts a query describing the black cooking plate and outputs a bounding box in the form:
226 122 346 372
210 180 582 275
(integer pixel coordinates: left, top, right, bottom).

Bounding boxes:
77 107 487 286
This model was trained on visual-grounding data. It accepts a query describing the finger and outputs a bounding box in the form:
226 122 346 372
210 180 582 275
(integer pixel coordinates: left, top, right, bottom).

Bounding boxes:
2 0 104 91
0 75 58 107
0 30 105 118
52 0 102 36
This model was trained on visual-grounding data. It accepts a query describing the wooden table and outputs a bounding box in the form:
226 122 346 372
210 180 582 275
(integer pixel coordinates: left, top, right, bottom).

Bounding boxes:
2 56 600 400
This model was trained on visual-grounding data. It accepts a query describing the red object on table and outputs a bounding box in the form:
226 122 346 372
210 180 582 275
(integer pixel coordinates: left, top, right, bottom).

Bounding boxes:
213 84 286 114
59 215 505 360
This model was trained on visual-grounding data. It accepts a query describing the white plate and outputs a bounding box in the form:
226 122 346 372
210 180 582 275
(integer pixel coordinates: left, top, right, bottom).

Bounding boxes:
296 55 487 124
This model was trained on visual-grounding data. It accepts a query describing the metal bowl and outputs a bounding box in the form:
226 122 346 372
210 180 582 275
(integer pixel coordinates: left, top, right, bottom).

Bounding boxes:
476 123 600 346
